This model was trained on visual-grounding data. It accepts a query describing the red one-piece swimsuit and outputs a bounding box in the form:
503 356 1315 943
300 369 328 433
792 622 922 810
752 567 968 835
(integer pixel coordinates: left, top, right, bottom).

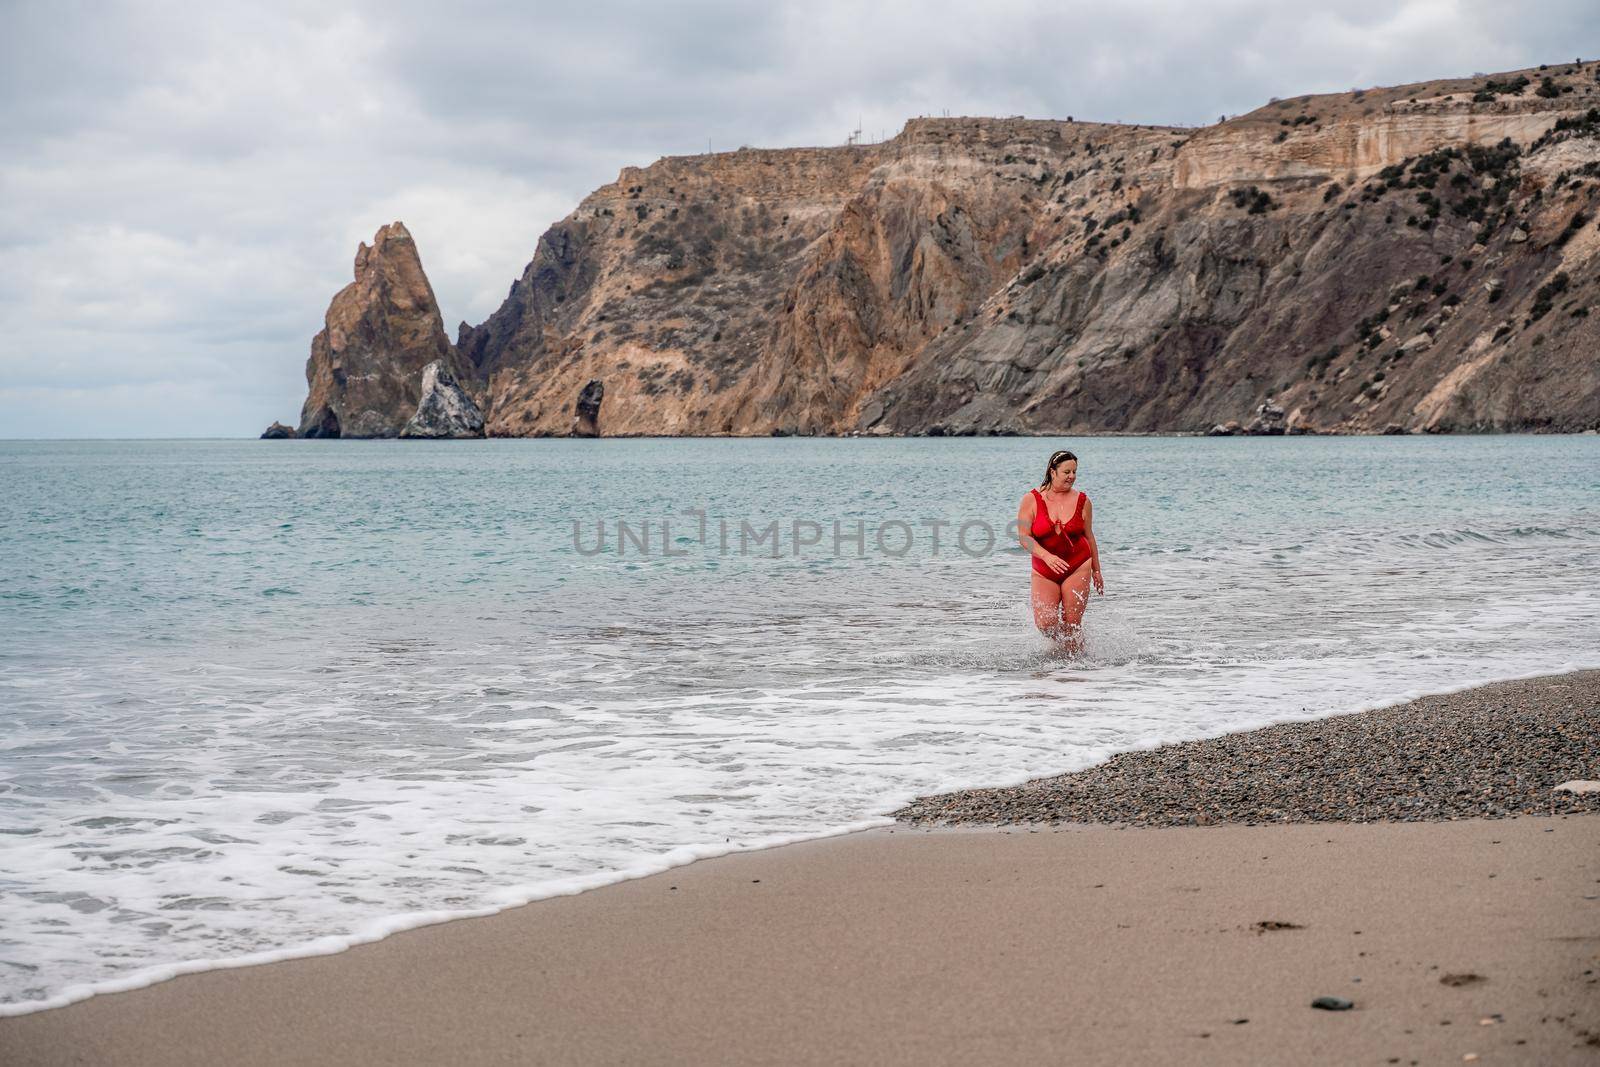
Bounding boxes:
1029 488 1092 581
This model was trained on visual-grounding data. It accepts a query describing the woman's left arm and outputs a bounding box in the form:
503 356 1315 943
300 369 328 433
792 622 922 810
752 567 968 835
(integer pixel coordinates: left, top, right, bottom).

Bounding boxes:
1084 498 1104 595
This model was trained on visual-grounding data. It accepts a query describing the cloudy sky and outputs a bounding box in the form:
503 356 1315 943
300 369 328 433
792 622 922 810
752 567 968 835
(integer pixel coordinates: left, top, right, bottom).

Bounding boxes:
2 0 1595 437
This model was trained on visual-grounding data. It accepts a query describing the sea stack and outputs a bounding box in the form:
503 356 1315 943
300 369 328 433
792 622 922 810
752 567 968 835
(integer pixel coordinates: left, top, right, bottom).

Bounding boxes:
298 222 475 438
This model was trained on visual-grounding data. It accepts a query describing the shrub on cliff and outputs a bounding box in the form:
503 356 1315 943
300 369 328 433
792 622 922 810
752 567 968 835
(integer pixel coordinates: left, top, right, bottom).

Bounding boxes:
1529 273 1571 322
1467 138 1520 176
1537 108 1600 151
1228 185 1276 213
1556 211 1591 246
1472 75 1529 102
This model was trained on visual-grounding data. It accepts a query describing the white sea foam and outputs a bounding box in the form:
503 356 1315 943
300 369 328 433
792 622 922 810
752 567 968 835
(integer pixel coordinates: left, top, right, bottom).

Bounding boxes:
2 436 1598 1014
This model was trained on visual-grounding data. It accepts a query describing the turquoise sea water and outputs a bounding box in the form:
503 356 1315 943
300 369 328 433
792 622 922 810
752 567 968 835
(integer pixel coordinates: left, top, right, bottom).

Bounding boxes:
2 436 1598 1011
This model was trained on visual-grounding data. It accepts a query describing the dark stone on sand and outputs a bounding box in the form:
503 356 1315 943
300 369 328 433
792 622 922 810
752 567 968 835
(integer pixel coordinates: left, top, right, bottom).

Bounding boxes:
1439 973 1486 987
1311 996 1354 1011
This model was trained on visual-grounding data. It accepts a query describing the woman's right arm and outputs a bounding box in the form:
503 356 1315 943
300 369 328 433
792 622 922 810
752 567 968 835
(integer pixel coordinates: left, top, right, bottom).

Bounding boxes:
1017 494 1068 575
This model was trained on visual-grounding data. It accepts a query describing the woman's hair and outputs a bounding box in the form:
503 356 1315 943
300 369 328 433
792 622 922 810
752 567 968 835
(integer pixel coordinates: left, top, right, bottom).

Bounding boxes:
1040 449 1078 487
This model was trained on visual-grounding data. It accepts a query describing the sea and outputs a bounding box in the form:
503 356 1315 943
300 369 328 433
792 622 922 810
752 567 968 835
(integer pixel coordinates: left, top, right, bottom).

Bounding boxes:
2 435 1598 1013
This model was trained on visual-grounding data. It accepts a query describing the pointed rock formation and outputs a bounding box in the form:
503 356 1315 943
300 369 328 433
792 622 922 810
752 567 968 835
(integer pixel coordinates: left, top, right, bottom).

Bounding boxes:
298 222 474 438
401 360 485 438
260 421 295 439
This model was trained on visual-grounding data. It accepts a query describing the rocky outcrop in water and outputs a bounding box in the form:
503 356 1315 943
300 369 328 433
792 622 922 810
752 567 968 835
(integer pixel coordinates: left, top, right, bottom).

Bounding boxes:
1246 401 1288 435
295 63 1600 436
260 421 295 439
401 360 484 438
298 222 474 438
570 379 604 437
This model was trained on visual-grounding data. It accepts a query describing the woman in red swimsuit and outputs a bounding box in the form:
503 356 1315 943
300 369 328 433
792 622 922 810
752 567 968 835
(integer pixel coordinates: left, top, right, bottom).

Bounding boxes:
1017 449 1103 648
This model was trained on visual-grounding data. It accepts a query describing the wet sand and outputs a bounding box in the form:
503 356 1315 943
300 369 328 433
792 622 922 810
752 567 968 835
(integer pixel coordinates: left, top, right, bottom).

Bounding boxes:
2 815 1596 1065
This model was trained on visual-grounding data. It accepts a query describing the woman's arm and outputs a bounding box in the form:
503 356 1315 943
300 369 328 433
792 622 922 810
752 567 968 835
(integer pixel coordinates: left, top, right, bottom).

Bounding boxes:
1017 493 1068 575
1083 498 1104 594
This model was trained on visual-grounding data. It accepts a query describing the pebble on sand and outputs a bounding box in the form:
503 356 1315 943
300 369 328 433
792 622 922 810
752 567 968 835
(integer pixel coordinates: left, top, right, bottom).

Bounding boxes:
1439 973 1487 987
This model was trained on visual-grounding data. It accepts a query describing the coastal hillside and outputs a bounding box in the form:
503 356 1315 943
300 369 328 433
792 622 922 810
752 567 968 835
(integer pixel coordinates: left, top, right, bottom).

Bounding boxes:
293 62 1600 437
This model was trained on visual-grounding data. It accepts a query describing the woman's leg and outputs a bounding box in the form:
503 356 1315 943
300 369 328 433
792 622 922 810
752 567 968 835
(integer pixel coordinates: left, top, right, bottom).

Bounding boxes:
1030 571 1064 636
1056 563 1094 652
1059 563 1093 628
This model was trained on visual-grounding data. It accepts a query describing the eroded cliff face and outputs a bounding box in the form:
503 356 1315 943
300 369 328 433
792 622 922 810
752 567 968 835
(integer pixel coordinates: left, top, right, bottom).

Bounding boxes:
877 70 1600 435
297 62 1600 436
299 222 470 438
456 143 898 436
715 120 1186 434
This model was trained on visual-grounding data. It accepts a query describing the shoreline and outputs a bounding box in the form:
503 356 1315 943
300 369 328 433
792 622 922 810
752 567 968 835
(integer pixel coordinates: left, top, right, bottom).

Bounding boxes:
1 817 1594 1065
9 428 1600 442
265 427 1600 439
3 666 1594 1023
2 669 1597 1062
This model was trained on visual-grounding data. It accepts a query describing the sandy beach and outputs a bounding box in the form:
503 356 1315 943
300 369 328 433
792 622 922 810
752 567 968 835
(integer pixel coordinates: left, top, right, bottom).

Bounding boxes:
3 673 1597 1065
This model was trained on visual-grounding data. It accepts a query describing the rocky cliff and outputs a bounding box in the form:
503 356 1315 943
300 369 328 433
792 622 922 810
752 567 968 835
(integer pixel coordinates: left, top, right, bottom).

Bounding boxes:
298 222 474 438
296 62 1600 436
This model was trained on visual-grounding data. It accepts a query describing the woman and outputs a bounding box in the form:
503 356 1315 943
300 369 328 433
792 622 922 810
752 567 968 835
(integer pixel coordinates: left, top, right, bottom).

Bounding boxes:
1017 449 1103 648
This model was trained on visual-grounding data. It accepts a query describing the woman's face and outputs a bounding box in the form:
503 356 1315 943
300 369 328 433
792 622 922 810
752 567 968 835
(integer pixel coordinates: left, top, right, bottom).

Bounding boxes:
1050 459 1077 491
